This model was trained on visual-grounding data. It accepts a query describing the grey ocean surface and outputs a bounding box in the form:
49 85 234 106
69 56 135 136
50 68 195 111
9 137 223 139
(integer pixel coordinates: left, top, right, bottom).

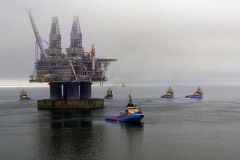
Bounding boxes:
1 84 240 160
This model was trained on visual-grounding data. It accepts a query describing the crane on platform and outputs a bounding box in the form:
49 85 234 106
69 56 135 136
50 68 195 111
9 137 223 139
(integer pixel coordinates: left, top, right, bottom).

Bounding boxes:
27 10 53 73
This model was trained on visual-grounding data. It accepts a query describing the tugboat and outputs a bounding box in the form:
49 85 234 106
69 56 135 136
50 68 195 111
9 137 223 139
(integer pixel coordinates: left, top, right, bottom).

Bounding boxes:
104 87 113 99
20 90 31 100
122 84 126 87
185 87 203 98
161 87 174 98
105 94 144 123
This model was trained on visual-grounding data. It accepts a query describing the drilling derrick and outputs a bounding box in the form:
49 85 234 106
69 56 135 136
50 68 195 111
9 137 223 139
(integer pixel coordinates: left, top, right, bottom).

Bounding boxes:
28 11 117 109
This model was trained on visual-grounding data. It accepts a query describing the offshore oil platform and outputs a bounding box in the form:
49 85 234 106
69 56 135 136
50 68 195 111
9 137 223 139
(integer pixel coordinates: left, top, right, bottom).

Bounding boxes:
28 11 117 109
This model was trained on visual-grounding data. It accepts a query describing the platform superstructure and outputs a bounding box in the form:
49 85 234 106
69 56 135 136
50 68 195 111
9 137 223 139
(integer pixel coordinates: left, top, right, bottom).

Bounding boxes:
28 11 116 108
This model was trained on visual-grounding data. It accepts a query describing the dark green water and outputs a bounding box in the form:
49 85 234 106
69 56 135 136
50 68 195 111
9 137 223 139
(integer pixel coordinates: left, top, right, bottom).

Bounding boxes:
1 84 240 160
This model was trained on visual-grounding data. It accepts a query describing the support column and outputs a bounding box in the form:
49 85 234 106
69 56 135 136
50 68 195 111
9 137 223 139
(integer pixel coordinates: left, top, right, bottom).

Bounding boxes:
80 82 91 99
66 83 80 100
62 84 67 100
49 82 62 100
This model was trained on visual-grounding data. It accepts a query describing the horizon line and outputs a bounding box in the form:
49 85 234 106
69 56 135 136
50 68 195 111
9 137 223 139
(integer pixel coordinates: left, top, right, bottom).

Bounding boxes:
1 81 240 87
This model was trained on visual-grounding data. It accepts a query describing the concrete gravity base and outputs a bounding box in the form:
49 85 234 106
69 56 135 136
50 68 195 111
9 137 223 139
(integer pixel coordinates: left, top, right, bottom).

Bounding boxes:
38 99 104 109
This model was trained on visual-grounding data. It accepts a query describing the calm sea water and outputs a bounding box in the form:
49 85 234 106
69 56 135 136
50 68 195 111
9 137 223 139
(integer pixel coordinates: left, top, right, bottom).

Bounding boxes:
1 84 240 160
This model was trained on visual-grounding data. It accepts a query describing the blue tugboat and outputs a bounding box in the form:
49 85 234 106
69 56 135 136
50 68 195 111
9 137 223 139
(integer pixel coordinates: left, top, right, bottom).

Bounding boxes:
105 94 144 123
161 87 174 98
20 90 31 100
185 87 203 98
104 87 113 99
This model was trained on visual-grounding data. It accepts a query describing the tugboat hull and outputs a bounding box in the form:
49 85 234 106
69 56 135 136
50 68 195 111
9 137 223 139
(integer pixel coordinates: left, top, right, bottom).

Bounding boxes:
185 94 203 98
104 96 113 99
20 98 31 100
106 114 144 123
161 95 174 98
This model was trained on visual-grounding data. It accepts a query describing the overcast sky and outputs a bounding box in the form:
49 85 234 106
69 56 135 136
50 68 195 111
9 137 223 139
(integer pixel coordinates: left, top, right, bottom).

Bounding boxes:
1 0 240 85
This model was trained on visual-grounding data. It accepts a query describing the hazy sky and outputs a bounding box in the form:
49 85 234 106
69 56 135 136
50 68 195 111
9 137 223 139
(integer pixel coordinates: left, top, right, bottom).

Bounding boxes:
1 0 240 85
